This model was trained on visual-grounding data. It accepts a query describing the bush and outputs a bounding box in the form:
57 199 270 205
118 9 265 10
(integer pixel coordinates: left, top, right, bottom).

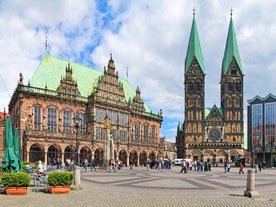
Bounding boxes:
22 161 29 165
0 172 30 187
47 172 73 186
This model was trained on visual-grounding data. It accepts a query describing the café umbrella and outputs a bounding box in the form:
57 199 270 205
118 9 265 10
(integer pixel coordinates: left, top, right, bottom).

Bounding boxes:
2 117 19 172
13 129 23 170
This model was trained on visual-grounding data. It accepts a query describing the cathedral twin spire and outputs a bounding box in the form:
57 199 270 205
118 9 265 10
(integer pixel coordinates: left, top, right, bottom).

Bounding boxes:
185 11 242 75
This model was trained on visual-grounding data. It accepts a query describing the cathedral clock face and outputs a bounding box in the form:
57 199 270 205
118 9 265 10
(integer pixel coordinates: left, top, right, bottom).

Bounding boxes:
209 128 221 142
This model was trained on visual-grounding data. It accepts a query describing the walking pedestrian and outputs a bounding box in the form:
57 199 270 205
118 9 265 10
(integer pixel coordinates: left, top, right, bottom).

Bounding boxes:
91 159 96 171
180 159 187 173
258 163 262 173
239 162 244 174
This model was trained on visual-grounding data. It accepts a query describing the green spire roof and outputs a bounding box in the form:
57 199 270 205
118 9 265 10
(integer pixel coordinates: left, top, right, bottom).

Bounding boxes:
222 15 242 74
30 55 151 112
185 14 204 73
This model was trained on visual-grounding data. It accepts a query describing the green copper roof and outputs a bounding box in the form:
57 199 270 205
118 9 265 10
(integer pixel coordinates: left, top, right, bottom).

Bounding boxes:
185 15 204 73
204 107 223 119
222 16 242 74
178 123 184 132
30 55 151 112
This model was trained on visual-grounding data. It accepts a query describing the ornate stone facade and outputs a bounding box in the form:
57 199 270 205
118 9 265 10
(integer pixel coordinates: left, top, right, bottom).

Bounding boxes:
8 54 163 167
176 14 244 163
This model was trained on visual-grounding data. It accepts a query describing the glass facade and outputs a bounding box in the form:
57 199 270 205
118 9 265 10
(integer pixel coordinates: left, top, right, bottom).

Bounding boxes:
265 102 276 147
251 104 262 147
248 95 276 167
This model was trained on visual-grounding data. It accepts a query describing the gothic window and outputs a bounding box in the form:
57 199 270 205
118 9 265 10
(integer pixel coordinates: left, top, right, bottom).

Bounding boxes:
237 124 241 133
227 99 232 107
228 84 234 92
96 127 102 140
151 125 156 143
34 105 41 130
236 85 241 93
189 84 194 92
134 122 140 141
198 123 202 133
235 97 240 107
108 110 117 125
47 108 57 132
232 124 236 133
196 96 201 107
227 123 231 133
188 123 192 132
231 66 237 75
120 130 128 142
95 107 105 123
112 130 117 142
63 110 72 133
193 123 197 132
144 124 149 142
118 112 129 127
76 112 85 134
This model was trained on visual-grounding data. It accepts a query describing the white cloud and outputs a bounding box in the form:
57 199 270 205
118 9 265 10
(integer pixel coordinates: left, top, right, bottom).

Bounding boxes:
1 0 276 142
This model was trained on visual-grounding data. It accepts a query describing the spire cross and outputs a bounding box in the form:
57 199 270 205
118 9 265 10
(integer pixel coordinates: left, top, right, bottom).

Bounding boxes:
230 7 233 16
193 7 196 16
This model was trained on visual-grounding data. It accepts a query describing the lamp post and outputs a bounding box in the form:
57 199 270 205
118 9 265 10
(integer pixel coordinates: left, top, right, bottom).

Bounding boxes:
73 115 81 166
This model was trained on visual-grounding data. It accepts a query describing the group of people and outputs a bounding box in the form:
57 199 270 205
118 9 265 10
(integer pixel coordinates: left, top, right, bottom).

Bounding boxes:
179 160 212 173
47 157 62 169
149 158 171 170
109 159 123 172
224 161 232 173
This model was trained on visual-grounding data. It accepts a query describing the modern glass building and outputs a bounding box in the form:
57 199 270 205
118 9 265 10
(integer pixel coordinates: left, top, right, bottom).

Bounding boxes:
247 94 276 167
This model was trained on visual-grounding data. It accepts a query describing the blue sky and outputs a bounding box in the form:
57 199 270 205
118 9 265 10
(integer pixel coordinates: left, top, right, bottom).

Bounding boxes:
0 0 276 143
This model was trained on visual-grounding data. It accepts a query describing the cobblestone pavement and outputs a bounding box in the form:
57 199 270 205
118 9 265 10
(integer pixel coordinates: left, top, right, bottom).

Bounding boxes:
1 166 276 207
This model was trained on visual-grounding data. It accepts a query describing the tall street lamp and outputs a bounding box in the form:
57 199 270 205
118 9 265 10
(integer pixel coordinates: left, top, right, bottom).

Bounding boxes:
73 115 81 166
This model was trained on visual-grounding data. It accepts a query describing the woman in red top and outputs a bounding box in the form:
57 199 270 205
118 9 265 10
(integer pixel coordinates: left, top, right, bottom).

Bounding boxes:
239 162 244 174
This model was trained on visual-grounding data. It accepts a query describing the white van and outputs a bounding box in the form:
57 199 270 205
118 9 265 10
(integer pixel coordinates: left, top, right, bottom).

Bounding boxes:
172 158 192 166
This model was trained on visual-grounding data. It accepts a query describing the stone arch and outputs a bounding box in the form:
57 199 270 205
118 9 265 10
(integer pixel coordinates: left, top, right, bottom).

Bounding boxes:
118 149 127 166
29 143 45 163
129 149 138 166
64 145 74 163
191 149 201 161
216 150 226 163
80 146 92 164
157 151 163 161
94 147 104 167
204 150 214 162
47 144 62 165
139 150 147 166
230 150 239 161
148 151 156 161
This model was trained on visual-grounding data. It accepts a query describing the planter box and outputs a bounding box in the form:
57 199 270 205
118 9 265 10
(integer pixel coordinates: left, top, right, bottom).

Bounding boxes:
50 186 71 194
5 187 28 195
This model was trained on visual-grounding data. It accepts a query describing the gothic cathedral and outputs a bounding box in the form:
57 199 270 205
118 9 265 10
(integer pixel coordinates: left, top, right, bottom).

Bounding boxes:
176 12 244 163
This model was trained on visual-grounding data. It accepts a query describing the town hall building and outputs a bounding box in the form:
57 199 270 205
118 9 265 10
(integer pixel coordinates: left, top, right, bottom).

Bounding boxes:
7 53 164 167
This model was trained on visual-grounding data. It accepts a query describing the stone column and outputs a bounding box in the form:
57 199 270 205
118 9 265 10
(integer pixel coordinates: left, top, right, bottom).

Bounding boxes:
244 169 259 198
73 165 81 190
